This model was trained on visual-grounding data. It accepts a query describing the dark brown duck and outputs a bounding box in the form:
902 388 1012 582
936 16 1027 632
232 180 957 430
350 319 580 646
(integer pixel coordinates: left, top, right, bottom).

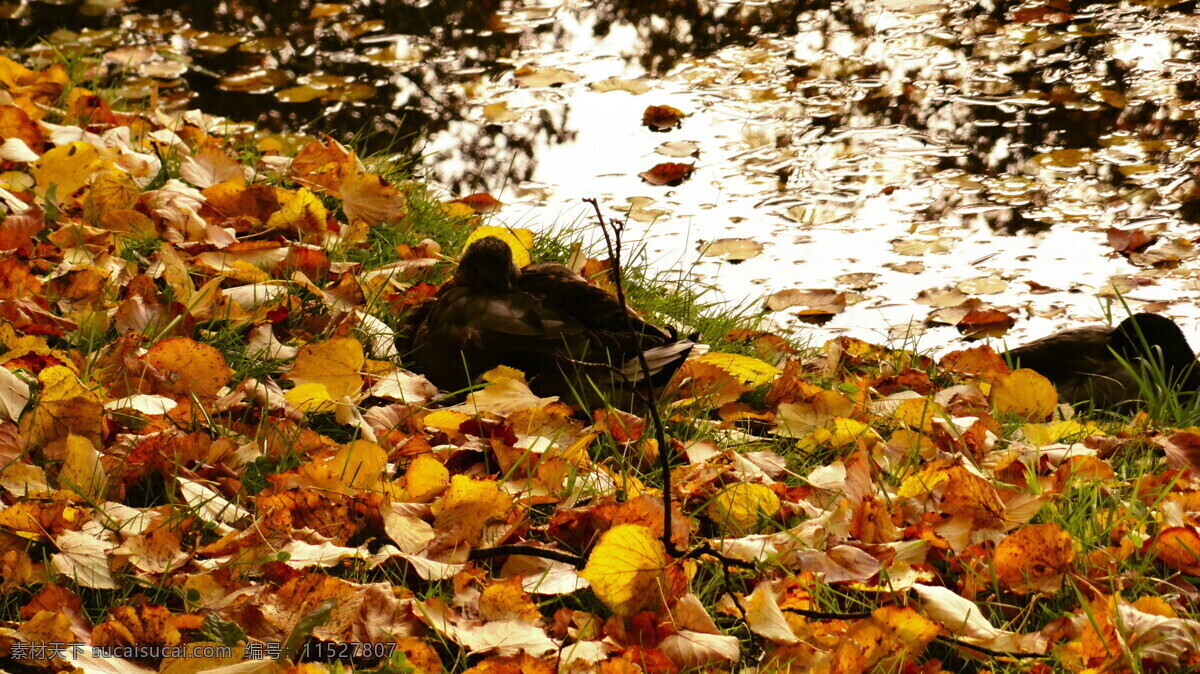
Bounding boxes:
402 236 693 409
1008 313 1200 409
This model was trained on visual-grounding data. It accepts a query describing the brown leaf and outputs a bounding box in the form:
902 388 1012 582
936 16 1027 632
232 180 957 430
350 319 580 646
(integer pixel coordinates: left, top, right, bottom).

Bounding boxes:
640 162 694 186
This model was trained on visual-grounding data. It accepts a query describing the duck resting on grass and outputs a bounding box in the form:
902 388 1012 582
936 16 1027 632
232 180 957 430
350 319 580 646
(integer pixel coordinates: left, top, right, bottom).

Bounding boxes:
402 236 694 410
1008 312 1200 409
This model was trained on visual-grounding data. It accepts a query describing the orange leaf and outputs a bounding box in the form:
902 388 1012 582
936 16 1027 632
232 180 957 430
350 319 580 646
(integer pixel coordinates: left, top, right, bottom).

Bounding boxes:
144 337 232 398
639 162 694 186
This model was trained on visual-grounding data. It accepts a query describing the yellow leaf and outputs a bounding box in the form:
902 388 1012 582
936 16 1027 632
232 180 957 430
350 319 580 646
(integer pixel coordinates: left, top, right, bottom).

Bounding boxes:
991 368 1058 420
18 365 103 450
581 523 668 616
333 439 388 491
993 523 1075 594
891 397 946 433
144 337 232 398
265 187 328 238
706 483 780 535
464 225 534 267
283 382 337 413
479 577 542 624
58 434 106 501
422 409 471 431
405 454 450 502
482 365 526 384
1020 419 1095 447
34 142 105 205
693 352 780 387
339 169 406 226
285 337 364 399
828 417 877 446
441 202 475 219
431 475 512 546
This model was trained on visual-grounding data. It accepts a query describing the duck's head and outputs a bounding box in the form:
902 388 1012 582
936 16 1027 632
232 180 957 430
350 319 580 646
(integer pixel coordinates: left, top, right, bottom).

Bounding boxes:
454 236 520 290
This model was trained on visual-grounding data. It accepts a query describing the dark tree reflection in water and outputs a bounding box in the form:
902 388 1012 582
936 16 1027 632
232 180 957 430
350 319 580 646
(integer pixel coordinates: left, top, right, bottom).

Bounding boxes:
3 0 1200 347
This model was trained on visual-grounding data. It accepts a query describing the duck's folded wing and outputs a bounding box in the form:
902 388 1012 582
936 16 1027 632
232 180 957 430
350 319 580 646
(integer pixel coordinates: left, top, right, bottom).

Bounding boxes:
520 263 673 344
441 291 585 345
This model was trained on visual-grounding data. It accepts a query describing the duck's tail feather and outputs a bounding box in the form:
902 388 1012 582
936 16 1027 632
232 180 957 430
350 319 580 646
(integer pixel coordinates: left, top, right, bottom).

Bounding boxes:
619 340 695 385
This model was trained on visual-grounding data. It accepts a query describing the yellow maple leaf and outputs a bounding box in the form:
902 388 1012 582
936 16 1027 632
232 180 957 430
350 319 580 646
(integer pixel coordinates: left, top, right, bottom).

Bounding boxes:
144 337 232 398
332 439 388 491
58 434 107 501
405 454 450 502
706 483 780 535
991 368 1058 420
430 475 512 546
464 225 534 267
34 141 106 206
266 187 328 238
284 382 337 413
581 523 668 616
479 577 543 624
285 337 365 400
339 169 406 226
18 365 103 450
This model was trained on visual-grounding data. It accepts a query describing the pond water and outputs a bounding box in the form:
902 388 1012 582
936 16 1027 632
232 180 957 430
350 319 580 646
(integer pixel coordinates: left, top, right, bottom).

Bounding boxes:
4 0 1200 354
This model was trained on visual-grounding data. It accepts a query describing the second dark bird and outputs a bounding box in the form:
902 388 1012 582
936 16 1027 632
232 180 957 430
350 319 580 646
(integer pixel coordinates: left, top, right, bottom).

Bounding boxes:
403 236 694 410
1008 312 1200 409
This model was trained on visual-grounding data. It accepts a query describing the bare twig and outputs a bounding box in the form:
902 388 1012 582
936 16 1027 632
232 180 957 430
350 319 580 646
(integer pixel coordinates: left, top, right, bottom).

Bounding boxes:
468 545 585 568
584 199 757 577
585 197 677 553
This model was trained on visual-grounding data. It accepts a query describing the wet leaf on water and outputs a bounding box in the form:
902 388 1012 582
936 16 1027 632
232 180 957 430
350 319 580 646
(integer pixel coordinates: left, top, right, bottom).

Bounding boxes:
698 237 763 262
590 77 652 95
956 307 1016 338
655 140 699 158
453 192 504 213
642 104 686 131
217 68 288 93
956 275 1008 295
764 288 846 316
514 65 580 88
1106 226 1157 253
640 161 694 186
482 102 521 123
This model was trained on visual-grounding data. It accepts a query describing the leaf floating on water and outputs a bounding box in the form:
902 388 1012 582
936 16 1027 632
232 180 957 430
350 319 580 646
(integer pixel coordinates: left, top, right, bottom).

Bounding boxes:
956 275 1008 295
655 140 699 158
513 65 580 88
590 76 652 95
642 104 686 131
891 237 954 256
956 306 1016 338
1106 226 1157 253
764 288 846 316
697 237 762 262
640 161 694 186
481 102 521 123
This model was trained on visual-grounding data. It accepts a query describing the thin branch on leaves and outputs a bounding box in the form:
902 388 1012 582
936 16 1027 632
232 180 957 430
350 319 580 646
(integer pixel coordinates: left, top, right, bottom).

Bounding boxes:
468 545 585 568
584 198 757 579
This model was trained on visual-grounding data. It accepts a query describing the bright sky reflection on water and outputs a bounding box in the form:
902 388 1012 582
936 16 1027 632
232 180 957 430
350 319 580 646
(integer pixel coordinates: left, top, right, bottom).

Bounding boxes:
421 0 1200 356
